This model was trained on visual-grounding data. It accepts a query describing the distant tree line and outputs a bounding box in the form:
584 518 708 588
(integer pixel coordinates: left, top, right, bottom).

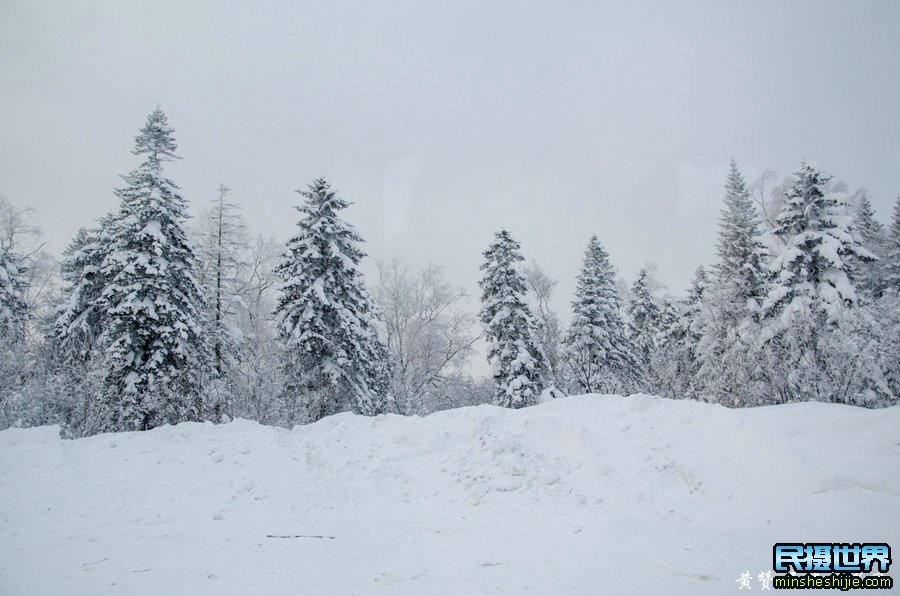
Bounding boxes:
0 109 897 436
493 161 899 409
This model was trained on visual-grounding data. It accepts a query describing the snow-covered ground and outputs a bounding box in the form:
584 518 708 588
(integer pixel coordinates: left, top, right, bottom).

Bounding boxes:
1 394 898 595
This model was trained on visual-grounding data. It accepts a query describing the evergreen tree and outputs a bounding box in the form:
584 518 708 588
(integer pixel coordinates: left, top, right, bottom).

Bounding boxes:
679 265 711 397
0 244 28 339
696 162 770 405
885 195 900 295
274 177 389 423
691 264 759 406
683 266 710 343
625 268 661 389
478 229 545 408
761 162 873 334
651 295 685 400
714 160 767 319
96 107 209 432
853 189 884 245
850 188 885 300
757 163 877 404
53 215 119 437
54 215 116 354
564 235 633 394
0 244 29 432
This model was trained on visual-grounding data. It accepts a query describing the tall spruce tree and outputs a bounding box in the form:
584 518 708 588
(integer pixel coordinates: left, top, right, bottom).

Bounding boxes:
0 244 29 434
274 178 389 423
96 108 209 432
714 160 767 319
700 161 768 404
625 268 661 389
757 163 877 404
677 265 711 398
54 215 116 354
49 220 115 436
683 266 710 348
478 230 545 408
850 188 885 300
0 244 28 339
884 195 900 295
761 162 873 334
564 235 633 394
871 197 900 402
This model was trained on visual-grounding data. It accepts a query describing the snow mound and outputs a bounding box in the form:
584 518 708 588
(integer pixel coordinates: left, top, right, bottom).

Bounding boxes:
1 394 898 595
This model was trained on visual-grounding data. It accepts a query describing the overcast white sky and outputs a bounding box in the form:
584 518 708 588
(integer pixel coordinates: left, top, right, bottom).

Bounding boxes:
1 0 898 318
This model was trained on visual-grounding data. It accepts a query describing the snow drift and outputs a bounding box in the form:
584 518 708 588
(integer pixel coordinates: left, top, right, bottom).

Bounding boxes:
1 394 898 595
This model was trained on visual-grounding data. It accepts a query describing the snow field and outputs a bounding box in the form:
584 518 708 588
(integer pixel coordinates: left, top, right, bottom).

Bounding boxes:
1 394 898 595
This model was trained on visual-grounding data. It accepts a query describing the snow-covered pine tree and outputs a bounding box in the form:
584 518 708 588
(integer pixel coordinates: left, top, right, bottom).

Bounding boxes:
853 189 884 247
714 160 767 320
697 161 770 405
49 214 121 436
0 243 29 430
683 266 710 345
884 195 900 295
675 265 711 398
760 162 873 334
564 235 634 394
54 215 116 355
651 295 684 400
478 229 545 408
96 107 209 432
625 268 661 390
868 206 900 402
758 162 877 404
0 244 28 340
850 188 885 300
274 177 389 423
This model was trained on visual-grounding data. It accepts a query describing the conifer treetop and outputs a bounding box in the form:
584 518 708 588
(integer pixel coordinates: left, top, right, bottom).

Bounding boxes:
569 235 621 326
852 188 883 242
291 177 365 269
714 159 766 304
133 106 180 164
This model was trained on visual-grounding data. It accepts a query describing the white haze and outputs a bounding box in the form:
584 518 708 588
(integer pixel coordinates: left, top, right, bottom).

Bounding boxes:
0 0 897 320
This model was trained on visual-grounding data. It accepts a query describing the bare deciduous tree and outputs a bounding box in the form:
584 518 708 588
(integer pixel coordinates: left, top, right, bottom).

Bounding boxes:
522 261 566 392
374 259 478 414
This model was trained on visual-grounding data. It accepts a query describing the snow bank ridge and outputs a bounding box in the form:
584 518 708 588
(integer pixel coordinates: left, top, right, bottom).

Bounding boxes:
2 394 898 525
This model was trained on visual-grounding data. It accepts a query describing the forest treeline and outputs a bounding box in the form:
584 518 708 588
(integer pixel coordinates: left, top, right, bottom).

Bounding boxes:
1 109 897 436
